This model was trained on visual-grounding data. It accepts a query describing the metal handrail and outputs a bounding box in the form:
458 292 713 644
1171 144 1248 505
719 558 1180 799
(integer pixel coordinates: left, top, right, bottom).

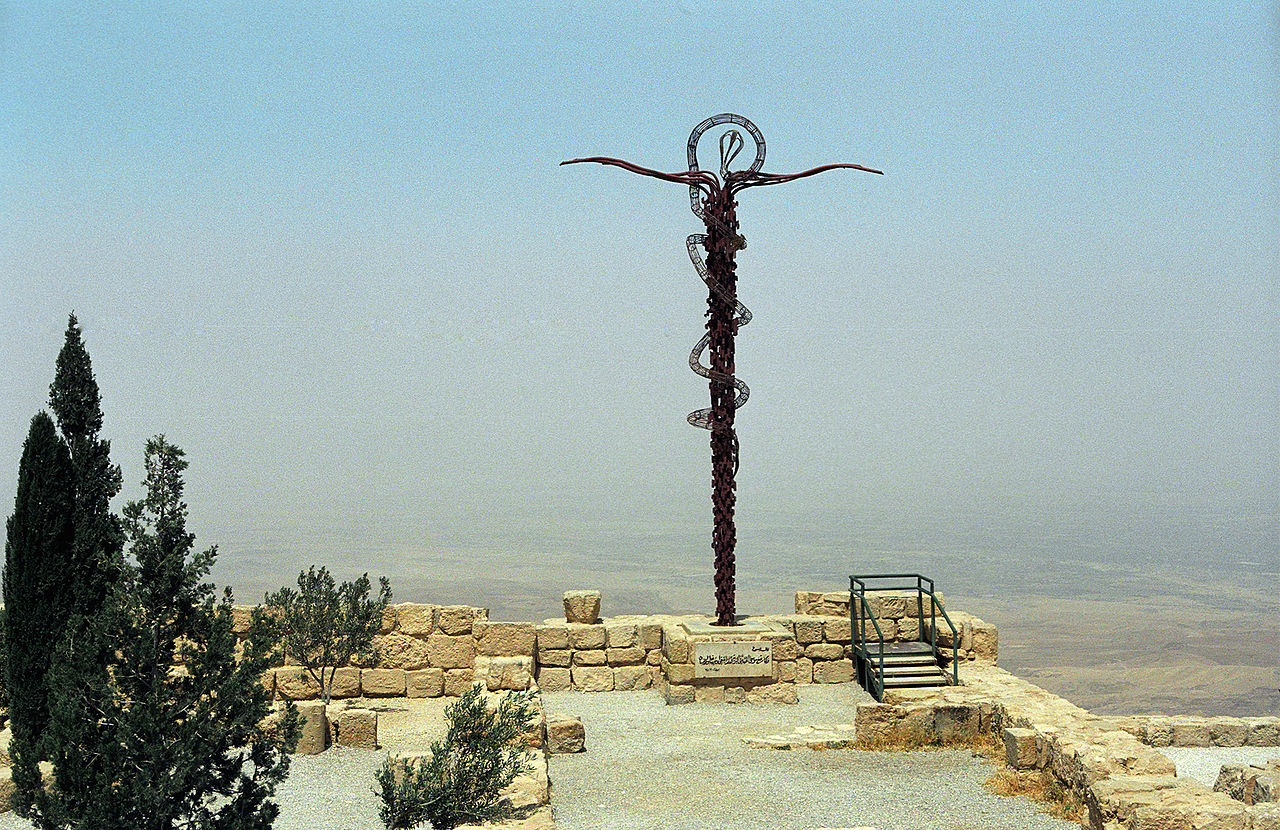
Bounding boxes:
849 573 960 698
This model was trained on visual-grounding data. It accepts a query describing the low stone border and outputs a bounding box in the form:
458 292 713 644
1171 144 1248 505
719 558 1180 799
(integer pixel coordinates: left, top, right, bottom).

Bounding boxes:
1109 714 1280 748
851 664 1279 830
742 723 858 750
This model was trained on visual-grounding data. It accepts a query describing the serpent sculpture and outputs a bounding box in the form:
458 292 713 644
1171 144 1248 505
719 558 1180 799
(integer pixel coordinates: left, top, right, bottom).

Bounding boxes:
563 114 881 626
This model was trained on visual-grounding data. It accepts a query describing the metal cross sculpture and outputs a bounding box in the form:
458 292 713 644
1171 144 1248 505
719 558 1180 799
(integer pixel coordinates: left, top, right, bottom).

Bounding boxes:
563 114 881 626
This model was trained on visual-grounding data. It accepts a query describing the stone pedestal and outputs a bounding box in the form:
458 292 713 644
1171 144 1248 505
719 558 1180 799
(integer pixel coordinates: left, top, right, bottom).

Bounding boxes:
658 618 798 704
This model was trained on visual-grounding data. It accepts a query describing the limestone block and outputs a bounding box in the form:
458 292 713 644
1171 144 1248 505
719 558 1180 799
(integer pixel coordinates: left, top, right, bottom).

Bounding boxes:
475 621 537 657
1215 762 1279 804
1253 803 1280 830
725 686 747 704
805 643 845 661
895 616 921 642
820 591 852 615
662 658 695 684
646 649 662 665
1246 718 1280 746
378 604 399 634
638 621 662 650
546 714 585 754
1172 718 1212 747
427 634 476 669
604 621 637 648
396 603 436 636
1143 719 1174 747
823 616 852 643
614 664 653 691
745 683 799 704
537 647 571 668
362 668 407 697
924 612 964 648
562 590 601 624
295 701 329 754
695 684 726 703
812 659 854 684
934 704 979 741
794 618 824 645
501 750 550 809
969 620 998 661
260 667 277 698
878 594 908 619
571 665 614 692
606 646 645 666
336 708 378 749
770 617 796 636
376 632 432 670
796 657 814 684
776 660 797 683
406 668 444 698
536 667 572 692
1210 717 1248 747
661 624 689 663
0 766 13 812
566 623 606 650
231 605 256 635
665 655 696 686
434 605 485 636
1003 727 1040 769
573 649 606 666
475 655 534 691
536 622 569 650
794 590 823 614
663 681 695 705
276 668 322 700
443 669 475 696
858 617 897 642
328 666 362 699
771 638 799 661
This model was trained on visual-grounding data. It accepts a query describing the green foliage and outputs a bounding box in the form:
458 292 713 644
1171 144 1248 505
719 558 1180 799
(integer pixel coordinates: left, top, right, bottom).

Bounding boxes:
375 684 537 830
47 313 125 614
264 565 391 704
3 411 75 814
32 437 298 830
3 316 125 814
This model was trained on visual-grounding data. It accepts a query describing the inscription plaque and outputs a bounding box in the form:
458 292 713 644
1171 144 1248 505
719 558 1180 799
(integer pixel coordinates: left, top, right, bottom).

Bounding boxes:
692 640 773 679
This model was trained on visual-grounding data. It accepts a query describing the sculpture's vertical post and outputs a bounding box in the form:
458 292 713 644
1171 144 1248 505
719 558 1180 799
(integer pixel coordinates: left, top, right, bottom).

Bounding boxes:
705 188 740 624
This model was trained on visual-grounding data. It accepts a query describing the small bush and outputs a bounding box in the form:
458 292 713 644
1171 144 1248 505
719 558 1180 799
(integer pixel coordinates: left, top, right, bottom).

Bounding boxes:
376 684 537 830
264 565 391 704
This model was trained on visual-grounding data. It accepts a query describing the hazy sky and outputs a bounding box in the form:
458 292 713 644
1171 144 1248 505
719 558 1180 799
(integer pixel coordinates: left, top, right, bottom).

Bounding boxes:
2 3 1276 608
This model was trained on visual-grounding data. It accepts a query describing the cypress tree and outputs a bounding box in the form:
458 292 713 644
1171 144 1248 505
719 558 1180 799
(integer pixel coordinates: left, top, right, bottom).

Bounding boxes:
34 437 298 829
2 412 75 810
47 313 124 616
2 315 126 813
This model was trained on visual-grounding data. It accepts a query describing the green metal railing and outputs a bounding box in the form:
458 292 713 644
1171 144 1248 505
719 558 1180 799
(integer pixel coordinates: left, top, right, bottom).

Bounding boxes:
850 573 959 701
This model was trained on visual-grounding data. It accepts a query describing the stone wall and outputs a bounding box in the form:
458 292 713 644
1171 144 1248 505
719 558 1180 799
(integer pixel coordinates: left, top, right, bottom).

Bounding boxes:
533 616 664 693
791 589 997 667
237 602 541 700
235 588 997 700
1109 714 1280 748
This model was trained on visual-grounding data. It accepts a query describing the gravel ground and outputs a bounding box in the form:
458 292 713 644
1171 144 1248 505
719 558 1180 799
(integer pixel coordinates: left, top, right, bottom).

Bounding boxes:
18 691 1269 829
542 685 1077 830
0 698 450 830
1160 747 1280 788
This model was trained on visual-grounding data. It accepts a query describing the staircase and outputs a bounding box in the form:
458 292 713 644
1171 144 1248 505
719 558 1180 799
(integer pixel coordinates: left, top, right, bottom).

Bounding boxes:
850 574 958 701
861 641 949 695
